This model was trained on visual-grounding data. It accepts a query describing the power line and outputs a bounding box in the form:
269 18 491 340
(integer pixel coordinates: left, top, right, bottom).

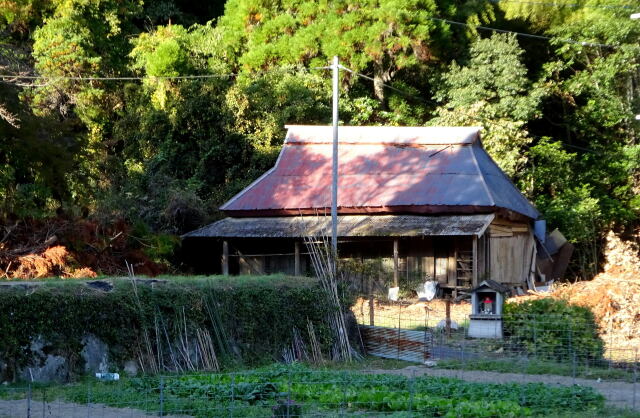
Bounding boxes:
339 63 604 154
0 73 236 81
0 55 621 155
337 65 437 106
0 15 633 84
0 65 328 83
488 0 634 10
429 16 622 49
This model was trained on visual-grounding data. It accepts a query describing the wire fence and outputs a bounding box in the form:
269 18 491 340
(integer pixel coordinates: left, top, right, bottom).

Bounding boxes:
351 299 639 412
0 365 634 417
0 299 637 416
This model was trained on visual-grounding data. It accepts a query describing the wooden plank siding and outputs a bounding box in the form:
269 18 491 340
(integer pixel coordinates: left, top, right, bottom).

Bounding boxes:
226 222 533 291
488 219 535 285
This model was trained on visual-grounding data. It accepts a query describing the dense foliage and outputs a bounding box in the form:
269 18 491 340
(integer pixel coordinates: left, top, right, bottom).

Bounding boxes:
53 363 605 416
1 0 639 277
0 276 334 381
503 298 605 361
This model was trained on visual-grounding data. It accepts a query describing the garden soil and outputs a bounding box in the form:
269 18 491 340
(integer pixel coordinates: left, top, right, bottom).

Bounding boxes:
0 398 189 417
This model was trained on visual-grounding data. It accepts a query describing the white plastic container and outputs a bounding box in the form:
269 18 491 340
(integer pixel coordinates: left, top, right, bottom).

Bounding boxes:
95 372 120 381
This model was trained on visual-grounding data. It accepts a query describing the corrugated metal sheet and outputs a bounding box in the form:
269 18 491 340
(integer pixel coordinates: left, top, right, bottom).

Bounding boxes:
359 325 432 363
183 214 494 238
220 125 539 220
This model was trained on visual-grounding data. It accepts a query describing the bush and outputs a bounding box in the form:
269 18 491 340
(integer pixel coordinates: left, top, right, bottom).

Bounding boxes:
0 276 336 381
502 298 604 361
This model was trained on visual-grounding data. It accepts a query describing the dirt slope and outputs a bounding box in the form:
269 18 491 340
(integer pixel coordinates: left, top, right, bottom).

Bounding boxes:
518 231 640 357
0 217 165 279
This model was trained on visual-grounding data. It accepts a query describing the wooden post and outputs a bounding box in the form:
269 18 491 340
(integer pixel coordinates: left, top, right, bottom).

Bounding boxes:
368 273 381 326
222 240 229 276
393 239 399 287
472 235 478 287
369 275 375 326
294 241 301 276
445 297 451 338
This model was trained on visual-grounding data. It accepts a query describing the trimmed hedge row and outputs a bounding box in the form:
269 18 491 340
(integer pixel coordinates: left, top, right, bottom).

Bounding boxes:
0 276 335 381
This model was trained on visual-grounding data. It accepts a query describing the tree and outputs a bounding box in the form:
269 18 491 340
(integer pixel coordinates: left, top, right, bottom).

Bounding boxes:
216 0 451 102
430 33 543 177
30 0 141 127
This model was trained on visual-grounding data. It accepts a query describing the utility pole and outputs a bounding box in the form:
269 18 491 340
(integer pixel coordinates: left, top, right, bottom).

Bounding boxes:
331 56 339 265
632 14 640 120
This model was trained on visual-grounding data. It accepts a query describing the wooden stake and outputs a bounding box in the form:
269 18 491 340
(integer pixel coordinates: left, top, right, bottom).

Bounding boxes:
294 241 301 276
472 235 478 287
369 274 375 326
393 239 399 287
222 240 229 276
445 298 451 338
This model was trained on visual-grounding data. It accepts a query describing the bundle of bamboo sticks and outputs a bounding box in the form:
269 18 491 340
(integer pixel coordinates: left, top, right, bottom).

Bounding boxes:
303 228 355 362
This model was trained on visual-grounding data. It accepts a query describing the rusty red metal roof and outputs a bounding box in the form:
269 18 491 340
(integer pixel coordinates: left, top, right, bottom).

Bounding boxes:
220 126 539 220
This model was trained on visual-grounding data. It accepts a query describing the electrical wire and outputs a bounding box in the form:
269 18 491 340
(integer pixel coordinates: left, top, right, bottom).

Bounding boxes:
0 74 234 81
0 13 632 84
0 65 329 83
429 16 622 49
488 0 634 10
0 47 622 155
338 63 606 154
338 65 438 106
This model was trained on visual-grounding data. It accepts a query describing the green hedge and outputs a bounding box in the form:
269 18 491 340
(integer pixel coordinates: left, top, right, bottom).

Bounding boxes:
0 276 335 381
503 298 604 361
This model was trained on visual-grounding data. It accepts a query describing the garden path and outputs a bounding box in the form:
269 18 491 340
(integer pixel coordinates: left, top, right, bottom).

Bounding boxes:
0 398 189 418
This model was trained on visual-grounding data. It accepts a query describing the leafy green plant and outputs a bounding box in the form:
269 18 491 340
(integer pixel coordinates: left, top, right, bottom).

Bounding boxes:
48 364 605 417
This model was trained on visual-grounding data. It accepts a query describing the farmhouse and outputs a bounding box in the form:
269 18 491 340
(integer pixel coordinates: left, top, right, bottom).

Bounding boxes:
182 125 544 294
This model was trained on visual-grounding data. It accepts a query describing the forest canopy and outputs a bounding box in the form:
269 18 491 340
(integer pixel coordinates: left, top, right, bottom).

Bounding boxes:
0 0 639 278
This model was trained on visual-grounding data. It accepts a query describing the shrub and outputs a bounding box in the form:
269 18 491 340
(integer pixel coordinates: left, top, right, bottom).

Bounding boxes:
502 298 604 361
0 276 336 381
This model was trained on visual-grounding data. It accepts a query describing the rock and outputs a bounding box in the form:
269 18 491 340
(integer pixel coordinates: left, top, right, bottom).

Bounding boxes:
435 319 459 330
423 360 438 367
81 335 109 374
18 336 68 383
123 360 138 376
85 280 113 292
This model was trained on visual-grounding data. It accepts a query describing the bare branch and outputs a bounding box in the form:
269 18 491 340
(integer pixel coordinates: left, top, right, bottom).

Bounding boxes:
0 103 20 128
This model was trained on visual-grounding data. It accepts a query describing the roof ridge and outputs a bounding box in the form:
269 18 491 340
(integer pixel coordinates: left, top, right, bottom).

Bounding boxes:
219 146 286 211
284 125 482 145
470 141 496 207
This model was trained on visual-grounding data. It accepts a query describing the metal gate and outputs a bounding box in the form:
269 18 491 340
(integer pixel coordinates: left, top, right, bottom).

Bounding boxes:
359 325 432 363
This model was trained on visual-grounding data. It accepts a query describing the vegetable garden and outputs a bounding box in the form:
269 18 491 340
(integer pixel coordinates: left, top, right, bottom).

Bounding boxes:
1 363 610 417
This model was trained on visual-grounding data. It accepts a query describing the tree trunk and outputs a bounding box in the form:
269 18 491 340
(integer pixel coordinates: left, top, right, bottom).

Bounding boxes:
373 61 385 103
